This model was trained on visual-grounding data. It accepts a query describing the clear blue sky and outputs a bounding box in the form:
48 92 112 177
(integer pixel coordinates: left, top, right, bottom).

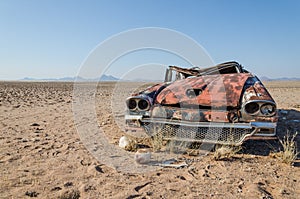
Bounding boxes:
0 0 299 80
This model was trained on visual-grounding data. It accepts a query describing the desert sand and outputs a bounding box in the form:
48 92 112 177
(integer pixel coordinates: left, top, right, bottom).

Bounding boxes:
0 81 299 198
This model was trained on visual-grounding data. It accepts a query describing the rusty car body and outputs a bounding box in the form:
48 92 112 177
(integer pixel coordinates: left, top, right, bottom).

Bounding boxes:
125 61 277 145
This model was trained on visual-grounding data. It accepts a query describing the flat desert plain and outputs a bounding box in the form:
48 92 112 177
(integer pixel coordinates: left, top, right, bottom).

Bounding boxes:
0 81 299 198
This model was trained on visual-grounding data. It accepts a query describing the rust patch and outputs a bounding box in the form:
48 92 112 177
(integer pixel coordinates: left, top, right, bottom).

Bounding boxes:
251 116 278 123
151 105 233 122
243 82 274 102
156 73 252 108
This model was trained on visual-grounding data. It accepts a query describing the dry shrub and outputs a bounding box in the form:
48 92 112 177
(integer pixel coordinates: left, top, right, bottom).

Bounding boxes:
186 142 202 156
124 138 138 152
213 144 241 160
277 131 298 165
166 140 190 154
151 131 164 152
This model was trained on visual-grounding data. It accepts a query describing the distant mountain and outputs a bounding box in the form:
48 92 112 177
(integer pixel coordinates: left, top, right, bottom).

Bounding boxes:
274 77 300 81
19 75 300 82
99 75 119 81
260 76 300 81
259 76 272 81
124 78 163 82
20 75 119 82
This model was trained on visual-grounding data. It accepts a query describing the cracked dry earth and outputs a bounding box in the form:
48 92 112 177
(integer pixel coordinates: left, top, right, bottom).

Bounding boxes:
0 81 299 198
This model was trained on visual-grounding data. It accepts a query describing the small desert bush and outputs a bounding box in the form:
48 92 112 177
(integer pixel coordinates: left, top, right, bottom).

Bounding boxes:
186 142 202 156
277 131 298 165
166 140 190 154
213 144 241 160
124 139 138 152
151 131 164 152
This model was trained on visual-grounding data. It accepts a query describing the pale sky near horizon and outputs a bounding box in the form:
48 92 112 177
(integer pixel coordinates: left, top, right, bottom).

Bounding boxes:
0 0 300 80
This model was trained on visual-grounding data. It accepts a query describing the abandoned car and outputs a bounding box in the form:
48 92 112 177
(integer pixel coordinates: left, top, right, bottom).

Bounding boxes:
125 61 277 145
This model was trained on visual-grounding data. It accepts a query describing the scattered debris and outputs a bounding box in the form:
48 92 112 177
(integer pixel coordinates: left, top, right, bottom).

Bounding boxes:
30 123 40 127
64 182 73 187
119 136 137 151
25 191 39 197
177 175 186 180
126 194 142 199
119 136 129 149
134 148 151 164
95 165 104 173
51 187 62 191
257 185 273 199
134 182 151 192
156 159 188 168
80 159 91 166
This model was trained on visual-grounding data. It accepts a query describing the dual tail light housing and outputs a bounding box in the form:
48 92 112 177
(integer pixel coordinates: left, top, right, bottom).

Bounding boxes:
126 95 152 111
243 100 276 116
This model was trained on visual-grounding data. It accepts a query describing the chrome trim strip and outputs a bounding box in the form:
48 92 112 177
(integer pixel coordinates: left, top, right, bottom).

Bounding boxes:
140 118 253 129
254 133 276 137
250 122 277 129
125 115 143 120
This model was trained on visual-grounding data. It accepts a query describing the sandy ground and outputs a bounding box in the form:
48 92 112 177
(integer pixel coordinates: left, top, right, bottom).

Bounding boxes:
0 81 299 198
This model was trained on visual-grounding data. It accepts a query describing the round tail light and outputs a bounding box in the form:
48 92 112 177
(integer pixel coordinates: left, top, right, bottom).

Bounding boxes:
260 103 276 116
138 99 149 110
128 99 137 110
245 102 259 114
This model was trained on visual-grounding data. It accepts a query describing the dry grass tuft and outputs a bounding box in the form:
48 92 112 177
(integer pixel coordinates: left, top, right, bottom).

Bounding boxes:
186 142 202 156
277 131 298 165
166 140 190 154
213 144 241 160
124 139 138 152
151 131 164 152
